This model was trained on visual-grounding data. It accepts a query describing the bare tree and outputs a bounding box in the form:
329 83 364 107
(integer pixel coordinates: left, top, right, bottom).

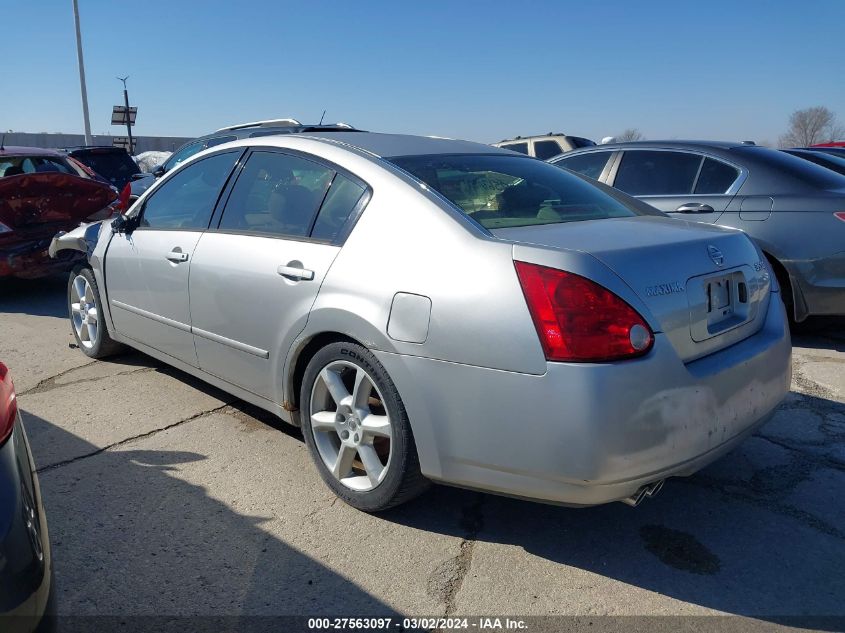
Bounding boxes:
616 128 644 142
779 106 845 147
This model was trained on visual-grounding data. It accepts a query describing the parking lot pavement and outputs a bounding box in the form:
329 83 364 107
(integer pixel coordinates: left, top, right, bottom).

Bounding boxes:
2 276 844 627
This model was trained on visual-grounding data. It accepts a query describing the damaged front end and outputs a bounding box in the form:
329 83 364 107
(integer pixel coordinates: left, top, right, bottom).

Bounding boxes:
0 173 118 278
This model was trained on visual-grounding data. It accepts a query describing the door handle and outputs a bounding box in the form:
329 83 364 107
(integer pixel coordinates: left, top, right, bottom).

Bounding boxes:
676 203 715 213
166 250 189 263
277 265 314 281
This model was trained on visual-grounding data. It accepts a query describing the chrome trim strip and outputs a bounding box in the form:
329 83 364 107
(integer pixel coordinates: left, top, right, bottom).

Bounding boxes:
192 326 270 359
110 300 191 332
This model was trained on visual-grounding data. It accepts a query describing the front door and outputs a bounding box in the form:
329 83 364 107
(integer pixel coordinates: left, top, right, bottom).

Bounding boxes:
105 151 240 365
188 149 368 401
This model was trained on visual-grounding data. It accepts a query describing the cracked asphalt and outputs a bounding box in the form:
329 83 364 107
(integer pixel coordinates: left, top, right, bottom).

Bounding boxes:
1 275 843 629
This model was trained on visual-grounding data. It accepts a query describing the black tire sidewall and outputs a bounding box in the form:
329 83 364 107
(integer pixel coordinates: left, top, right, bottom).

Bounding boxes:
300 342 413 512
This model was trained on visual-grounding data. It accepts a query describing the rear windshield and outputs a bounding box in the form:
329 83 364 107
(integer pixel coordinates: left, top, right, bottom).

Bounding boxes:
388 154 641 229
732 146 845 190
567 136 596 148
72 150 139 182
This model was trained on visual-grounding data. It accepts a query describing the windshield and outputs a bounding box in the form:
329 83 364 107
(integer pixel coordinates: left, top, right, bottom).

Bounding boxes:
388 154 641 229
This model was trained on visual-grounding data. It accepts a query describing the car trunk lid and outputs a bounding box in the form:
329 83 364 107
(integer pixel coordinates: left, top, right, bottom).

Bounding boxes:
0 173 117 230
492 215 772 362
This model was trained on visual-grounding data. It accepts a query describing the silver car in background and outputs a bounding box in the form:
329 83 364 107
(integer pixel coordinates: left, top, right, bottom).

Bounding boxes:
550 141 845 322
53 133 792 511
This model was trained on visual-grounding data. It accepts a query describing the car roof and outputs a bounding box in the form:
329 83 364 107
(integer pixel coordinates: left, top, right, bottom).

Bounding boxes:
196 124 364 143
581 140 750 151
290 132 507 158
0 145 66 157
63 146 127 153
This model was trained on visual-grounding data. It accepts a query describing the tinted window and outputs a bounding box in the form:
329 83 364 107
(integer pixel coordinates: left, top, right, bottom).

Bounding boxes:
71 150 139 187
218 151 333 238
732 146 845 189
389 154 640 229
568 136 597 148
140 152 237 229
502 142 528 155
614 151 702 195
695 158 740 194
783 151 845 177
555 151 612 180
311 174 366 242
533 140 564 160
0 156 74 176
163 141 205 172
206 135 237 148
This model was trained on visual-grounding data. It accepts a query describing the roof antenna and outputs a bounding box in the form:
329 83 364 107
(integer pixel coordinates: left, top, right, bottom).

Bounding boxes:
319 109 326 125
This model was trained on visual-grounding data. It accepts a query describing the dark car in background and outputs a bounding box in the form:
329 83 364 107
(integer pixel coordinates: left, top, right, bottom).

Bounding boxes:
62 146 142 191
806 146 845 160
129 118 360 200
0 361 51 631
782 148 845 177
0 146 120 278
551 141 845 322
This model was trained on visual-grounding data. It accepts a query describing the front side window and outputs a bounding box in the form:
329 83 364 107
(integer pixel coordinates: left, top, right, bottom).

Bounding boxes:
555 151 613 180
533 140 564 160
218 151 334 238
694 158 740 194
140 152 237 229
389 153 641 229
614 150 702 196
501 142 529 155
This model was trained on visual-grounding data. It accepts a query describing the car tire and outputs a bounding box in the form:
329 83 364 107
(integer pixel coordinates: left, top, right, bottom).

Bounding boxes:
300 341 429 512
67 266 124 359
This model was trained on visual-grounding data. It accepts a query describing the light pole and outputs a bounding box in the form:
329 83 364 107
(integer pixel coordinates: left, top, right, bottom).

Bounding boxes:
71 0 93 145
117 76 134 154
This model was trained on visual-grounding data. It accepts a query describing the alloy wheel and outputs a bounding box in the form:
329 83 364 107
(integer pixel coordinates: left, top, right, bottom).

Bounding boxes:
309 360 393 491
70 274 99 349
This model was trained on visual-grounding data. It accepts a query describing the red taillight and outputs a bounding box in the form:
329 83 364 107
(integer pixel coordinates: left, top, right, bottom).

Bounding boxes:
514 261 654 362
118 183 132 213
0 362 18 445
834 212 845 223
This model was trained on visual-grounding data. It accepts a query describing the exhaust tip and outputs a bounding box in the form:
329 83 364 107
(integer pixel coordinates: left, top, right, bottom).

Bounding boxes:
620 479 665 507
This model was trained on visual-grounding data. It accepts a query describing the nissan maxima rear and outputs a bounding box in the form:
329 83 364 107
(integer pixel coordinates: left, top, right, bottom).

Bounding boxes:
54 133 792 511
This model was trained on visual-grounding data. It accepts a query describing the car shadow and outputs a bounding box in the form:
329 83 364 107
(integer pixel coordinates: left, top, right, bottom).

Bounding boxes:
0 275 68 318
380 391 845 628
791 317 845 352
21 410 399 631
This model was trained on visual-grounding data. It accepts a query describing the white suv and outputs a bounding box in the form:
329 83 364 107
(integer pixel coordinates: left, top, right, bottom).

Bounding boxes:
493 134 595 159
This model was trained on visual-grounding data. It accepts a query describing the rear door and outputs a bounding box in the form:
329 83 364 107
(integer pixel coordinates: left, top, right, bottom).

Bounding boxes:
105 151 241 365
608 150 742 222
188 149 369 400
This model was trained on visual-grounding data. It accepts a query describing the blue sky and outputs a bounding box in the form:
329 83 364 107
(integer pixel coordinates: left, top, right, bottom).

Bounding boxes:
3 0 844 144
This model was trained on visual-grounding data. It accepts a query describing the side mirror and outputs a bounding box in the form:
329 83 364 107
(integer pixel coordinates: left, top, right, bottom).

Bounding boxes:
152 165 166 178
111 214 139 234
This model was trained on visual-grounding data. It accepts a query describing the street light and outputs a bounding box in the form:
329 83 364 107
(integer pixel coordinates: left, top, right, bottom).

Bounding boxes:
71 0 93 145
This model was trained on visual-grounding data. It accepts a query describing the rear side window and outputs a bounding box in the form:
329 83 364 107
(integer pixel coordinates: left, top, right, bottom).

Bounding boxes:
311 174 366 242
533 140 564 160
614 151 702 195
502 142 528 155
389 153 640 229
140 152 237 229
555 151 612 180
695 158 740 194
218 151 333 238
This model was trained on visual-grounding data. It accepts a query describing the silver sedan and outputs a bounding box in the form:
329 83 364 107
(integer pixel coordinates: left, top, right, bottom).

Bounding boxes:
52 132 792 511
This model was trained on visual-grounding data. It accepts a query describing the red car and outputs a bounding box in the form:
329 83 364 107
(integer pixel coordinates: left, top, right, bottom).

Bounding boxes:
811 141 845 147
0 145 123 278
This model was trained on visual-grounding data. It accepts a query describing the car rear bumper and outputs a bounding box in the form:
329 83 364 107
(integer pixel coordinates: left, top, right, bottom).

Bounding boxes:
0 418 51 630
375 297 792 506
791 250 845 317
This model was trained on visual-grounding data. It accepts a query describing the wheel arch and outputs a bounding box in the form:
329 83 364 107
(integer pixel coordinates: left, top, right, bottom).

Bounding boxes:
763 249 808 322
